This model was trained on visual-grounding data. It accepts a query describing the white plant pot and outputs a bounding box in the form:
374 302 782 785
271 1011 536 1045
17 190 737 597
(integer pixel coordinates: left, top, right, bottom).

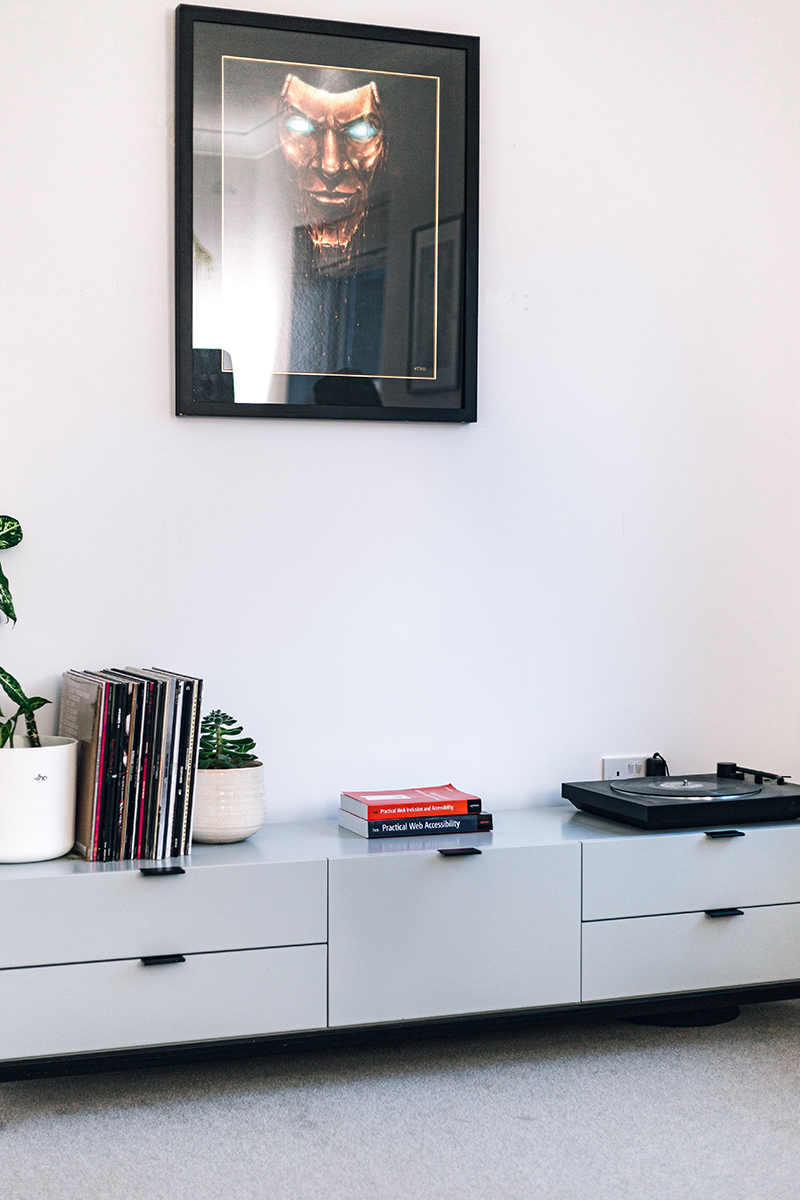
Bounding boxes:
192 764 266 844
0 736 78 863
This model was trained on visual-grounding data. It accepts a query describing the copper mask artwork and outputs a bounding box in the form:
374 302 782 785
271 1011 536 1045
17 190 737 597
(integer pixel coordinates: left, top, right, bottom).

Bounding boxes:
279 74 386 259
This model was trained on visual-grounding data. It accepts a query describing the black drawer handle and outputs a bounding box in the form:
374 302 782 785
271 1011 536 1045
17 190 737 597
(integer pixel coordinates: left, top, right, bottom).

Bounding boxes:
705 830 745 839
438 847 482 857
140 866 186 876
705 908 744 918
140 954 186 967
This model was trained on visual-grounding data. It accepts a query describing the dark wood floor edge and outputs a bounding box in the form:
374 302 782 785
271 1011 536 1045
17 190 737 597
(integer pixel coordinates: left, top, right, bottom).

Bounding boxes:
3 980 800 1082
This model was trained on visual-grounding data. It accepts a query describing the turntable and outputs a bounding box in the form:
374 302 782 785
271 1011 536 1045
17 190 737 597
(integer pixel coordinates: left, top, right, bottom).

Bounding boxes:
562 762 800 829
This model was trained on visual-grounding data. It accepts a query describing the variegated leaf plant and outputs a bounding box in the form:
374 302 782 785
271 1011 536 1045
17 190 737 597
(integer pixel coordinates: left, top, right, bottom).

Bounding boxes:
0 517 50 747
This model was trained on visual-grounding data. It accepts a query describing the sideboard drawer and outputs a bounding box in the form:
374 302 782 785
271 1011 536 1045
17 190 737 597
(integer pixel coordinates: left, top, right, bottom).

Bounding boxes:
0 943 328 1060
329 843 581 1026
582 824 800 920
0 859 327 968
582 904 800 1002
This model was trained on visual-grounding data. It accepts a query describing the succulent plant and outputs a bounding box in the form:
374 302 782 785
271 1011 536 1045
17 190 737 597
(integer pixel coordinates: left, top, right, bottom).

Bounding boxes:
198 709 260 770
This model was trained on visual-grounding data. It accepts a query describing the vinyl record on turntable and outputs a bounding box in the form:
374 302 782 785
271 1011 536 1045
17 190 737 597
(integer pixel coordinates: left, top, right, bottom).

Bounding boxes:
610 776 761 799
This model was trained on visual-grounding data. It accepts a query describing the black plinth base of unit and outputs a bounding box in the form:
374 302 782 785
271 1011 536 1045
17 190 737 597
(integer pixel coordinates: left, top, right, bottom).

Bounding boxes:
622 1004 741 1027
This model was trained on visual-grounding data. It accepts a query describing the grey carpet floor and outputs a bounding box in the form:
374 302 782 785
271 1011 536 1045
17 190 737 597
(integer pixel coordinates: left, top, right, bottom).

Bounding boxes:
2 1000 800 1199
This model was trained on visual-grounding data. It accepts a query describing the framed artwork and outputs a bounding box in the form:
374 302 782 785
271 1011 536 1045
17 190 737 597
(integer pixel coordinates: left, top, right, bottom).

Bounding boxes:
175 5 479 422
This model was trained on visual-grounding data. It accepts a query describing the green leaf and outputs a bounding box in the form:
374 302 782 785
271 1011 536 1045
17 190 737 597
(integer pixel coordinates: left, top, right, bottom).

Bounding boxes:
198 710 258 766
0 722 11 749
0 667 28 708
0 563 16 625
0 517 22 551
24 696 50 712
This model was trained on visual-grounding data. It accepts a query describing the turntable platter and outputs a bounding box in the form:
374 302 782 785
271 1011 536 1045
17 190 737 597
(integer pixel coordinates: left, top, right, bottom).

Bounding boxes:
610 776 762 800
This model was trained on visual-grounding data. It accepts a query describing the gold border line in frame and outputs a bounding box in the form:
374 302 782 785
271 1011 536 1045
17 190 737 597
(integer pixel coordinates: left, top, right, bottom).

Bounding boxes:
219 54 441 384
433 73 440 380
220 52 226 375
270 371 426 379
222 54 439 82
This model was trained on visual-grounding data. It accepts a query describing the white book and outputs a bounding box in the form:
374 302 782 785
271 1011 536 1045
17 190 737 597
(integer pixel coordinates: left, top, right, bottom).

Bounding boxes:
338 808 370 837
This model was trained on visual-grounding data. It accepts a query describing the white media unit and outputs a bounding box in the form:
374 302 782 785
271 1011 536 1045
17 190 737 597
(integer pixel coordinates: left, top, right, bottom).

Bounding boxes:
2 806 800 1069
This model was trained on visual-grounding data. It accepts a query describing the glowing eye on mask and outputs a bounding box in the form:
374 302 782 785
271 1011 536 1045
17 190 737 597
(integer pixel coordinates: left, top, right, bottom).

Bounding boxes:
285 115 315 136
346 120 378 141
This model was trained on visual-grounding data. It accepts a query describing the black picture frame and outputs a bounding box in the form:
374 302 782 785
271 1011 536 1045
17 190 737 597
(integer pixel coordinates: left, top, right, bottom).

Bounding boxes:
175 5 479 422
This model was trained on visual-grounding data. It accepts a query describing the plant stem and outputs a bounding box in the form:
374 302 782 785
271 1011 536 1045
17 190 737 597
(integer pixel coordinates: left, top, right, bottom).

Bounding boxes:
24 711 41 747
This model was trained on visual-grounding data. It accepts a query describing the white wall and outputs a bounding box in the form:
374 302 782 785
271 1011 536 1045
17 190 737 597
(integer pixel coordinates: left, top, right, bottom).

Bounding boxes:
2 0 800 820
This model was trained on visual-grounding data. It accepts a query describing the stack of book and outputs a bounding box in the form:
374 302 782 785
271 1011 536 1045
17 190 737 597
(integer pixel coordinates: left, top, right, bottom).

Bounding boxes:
338 784 492 839
58 668 203 862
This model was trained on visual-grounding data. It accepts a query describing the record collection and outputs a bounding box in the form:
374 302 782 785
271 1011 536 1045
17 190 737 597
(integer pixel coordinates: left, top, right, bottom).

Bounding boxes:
338 784 492 839
58 668 203 861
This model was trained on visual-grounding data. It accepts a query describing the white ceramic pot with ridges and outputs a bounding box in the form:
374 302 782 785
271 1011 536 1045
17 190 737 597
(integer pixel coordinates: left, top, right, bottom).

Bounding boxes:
0 736 78 862
191 763 266 844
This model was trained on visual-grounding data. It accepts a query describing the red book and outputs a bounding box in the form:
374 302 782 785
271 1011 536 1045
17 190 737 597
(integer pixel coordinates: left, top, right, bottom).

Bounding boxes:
339 784 481 821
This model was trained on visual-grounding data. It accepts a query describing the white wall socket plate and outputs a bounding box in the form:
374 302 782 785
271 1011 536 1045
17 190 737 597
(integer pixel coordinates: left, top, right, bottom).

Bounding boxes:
601 755 647 781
